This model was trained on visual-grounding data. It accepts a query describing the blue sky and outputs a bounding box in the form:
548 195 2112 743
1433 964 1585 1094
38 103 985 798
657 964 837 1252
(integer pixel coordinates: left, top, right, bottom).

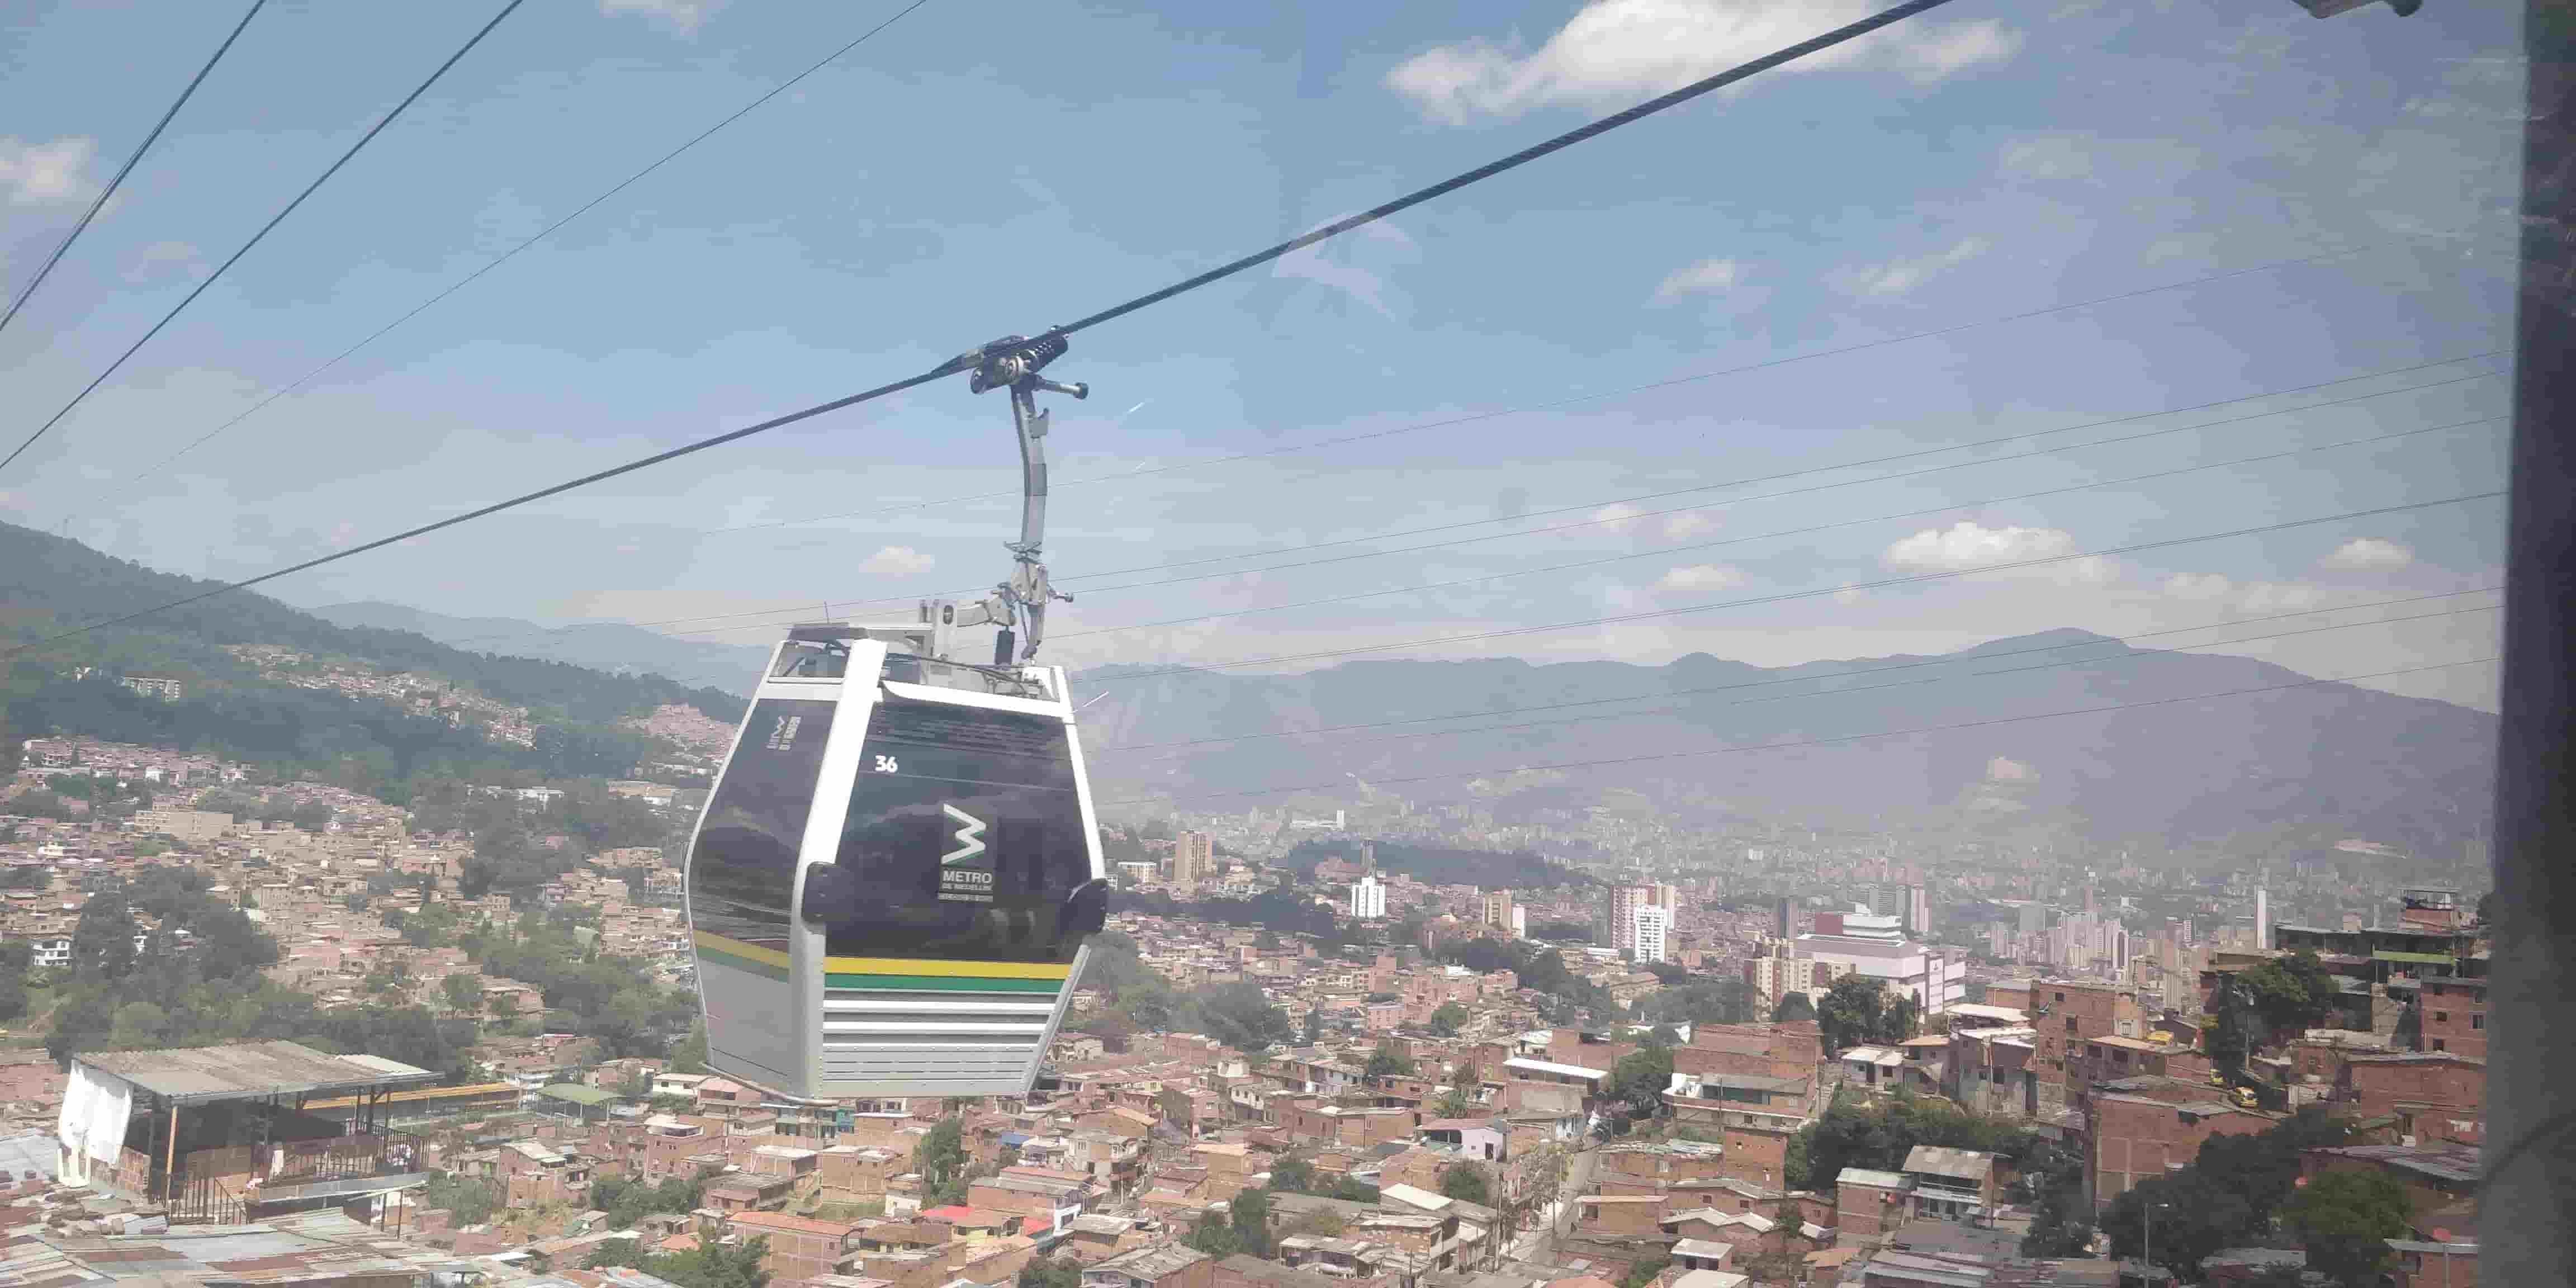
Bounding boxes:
0 0 2523 708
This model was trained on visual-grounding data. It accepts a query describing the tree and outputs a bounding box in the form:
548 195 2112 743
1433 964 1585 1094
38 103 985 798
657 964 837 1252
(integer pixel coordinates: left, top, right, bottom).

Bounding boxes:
1616 1254 1669 1288
1428 1001 1469 1036
1185 1210 1242 1258
1818 976 1897 1054
1365 1040 1415 1081
1186 978 1291 1052
1603 1045 1674 1121
1270 1153 1317 1195
2206 980 2253 1076
2280 1167 2409 1285
1440 1163 1493 1206
2102 1176 2234 1281
0 940 31 1022
72 887 138 981
2240 951 2343 1036
2016 1139 2094 1258
442 972 483 1012
1300 1007 1323 1046
1017 1257 1081 1288
1433 1083 1475 1119
425 1173 499 1224
916 1119 969 1205
1229 1187 1273 1257
1772 992 1815 1024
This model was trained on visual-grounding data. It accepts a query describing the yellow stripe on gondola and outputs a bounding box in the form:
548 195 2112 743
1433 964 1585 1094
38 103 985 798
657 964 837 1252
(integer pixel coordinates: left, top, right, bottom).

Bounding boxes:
695 931 1072 980
825 956 1073 981
695 930 788 968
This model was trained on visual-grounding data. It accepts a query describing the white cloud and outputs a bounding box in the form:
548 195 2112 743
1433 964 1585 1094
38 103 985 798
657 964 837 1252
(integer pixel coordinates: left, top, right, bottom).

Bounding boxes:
2162 572 2236 602
2323 537 2415 572
0 136 96 206
1655 563 1744 594
1275 212 1413 319
1831 236 1989 299
1834 583 1864 606
1653 257 1742 301
2161 572 2327 614
1893 20 2022 84
861 545 934 577
2001 135 2092 181
1386 1 2019 125
1883 520 2074 572
600 0 719 34
1592 502 1646 532
1663 510 1717 541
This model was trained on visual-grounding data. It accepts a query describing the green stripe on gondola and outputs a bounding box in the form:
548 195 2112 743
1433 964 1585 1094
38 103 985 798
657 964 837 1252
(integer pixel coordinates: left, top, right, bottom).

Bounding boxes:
825 974 1065 993
698 943 790 982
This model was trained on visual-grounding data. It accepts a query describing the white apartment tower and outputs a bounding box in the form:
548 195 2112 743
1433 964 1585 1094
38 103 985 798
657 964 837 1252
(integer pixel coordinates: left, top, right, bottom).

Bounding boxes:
1351 875 1387 920
1629 903 1671 964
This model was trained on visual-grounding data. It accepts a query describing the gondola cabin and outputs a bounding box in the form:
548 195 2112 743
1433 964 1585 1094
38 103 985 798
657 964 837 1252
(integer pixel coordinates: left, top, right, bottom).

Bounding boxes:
685 620 1109 1098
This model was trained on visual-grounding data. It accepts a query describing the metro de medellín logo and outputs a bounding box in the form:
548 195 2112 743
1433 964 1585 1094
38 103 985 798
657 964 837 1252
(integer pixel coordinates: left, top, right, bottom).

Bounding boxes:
941 803 989 866
937 804 996 903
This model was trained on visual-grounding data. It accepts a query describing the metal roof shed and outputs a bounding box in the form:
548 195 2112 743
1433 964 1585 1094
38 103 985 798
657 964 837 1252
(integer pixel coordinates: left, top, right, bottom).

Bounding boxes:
77 1041 437 1106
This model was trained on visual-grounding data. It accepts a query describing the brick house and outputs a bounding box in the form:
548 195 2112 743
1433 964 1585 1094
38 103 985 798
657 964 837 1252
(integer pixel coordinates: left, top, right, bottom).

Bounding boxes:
724 1210 863 1282
498 1139 593 1209
1082 1243 1215 1288
2414 977 2489 1060
2338 1053 2486 1121
2087 1093 2271 1211
1834 1168 1911 1246
2029 979 2142 1086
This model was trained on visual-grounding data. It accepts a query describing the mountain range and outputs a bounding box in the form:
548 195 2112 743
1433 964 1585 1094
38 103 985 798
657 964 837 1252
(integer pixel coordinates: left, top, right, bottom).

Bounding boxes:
0 520 2497 859
310 601 769 695
1069 633 2497 860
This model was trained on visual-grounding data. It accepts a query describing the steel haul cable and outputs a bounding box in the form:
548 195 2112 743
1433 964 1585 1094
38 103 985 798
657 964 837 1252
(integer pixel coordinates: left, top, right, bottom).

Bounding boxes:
0 0 531 477
0 0 268 339
3 0 1963 653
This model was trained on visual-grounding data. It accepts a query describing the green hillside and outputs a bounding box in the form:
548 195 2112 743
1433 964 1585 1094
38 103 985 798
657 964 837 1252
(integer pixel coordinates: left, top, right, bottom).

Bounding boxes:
0 522 744 800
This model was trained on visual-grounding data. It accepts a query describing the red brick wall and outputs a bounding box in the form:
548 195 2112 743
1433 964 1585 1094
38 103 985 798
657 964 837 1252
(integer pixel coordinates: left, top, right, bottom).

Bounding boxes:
1721 1124 1791 1190
2417 981 2488 1061
2089 1099 2270 1211
2342 1058 2486 1121
1835 1180 1906 1243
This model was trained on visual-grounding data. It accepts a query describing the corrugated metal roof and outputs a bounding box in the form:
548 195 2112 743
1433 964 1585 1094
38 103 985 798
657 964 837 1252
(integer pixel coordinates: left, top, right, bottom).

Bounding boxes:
74 1043 435 1105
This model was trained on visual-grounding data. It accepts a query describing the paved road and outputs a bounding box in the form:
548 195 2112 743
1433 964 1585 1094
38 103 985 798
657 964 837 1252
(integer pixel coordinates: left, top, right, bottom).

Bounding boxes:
1509 1143 1600 1263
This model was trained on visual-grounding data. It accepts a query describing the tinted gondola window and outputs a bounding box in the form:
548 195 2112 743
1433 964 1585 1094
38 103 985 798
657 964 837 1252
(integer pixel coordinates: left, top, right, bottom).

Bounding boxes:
828 697 1094 964
689 698 837 950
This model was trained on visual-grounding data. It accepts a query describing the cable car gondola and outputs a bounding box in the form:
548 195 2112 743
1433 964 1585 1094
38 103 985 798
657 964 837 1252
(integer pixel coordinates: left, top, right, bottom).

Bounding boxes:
684 335 1110 1098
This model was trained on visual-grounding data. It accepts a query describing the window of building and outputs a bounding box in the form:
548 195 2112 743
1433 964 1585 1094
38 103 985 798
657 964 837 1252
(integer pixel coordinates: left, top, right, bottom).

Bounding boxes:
2435 1011 2448 1023
2054 991 2066 1002
2066 1017 2078 1033
2432 1039 2447 1052
2473 1014 2486 1030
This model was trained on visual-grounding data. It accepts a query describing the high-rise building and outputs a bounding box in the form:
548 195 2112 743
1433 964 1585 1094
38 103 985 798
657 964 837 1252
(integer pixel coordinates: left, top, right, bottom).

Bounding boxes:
1774 897 1796 939
1907 886 1931 938
1351 875 1386 920
2255 888 2270 950
1630 904 1671 964
1796 903 1962 1015
1173 831 1213 886
1608 884 1674 955
1510 906 1527 937
1480 889 1517 935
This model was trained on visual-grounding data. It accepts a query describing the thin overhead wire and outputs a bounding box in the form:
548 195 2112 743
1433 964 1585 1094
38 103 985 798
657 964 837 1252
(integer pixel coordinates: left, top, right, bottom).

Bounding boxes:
1050 0 1963 339
434 352 2499 652
0 0 529 479
0 365 952 663
0 0 268 340
1091 588 2506 755
12 0 1963 652
1051 414 2501 641
115 0 939 490
1100 656 2501 805
1081 490 2508 684
712 234 2484 538
604 404 2503 654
